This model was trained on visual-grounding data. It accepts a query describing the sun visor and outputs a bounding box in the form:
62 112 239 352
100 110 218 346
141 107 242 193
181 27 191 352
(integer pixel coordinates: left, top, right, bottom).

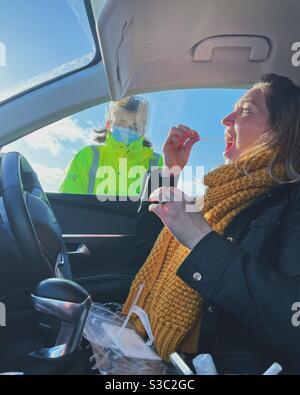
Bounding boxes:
97 0 137 100
95 0 300 97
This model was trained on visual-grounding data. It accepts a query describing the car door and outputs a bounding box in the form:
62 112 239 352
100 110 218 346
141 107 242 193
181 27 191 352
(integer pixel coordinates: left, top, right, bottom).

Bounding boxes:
48 193 138 302
0 0 141 303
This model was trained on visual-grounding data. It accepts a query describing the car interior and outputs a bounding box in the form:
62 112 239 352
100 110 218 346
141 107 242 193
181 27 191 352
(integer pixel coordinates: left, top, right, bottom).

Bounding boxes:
0 0 299 375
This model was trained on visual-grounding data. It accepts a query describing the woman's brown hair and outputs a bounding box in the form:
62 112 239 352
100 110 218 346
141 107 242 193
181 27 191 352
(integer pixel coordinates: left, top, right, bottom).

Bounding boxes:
242 73 300 183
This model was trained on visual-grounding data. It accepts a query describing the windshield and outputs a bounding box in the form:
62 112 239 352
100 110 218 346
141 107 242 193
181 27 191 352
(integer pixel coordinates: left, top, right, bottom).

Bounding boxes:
0 0 97 103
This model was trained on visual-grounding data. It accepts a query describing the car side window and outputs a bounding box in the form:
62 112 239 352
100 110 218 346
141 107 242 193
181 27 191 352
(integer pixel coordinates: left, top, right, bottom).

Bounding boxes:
3 103 106 193
2 89 245 198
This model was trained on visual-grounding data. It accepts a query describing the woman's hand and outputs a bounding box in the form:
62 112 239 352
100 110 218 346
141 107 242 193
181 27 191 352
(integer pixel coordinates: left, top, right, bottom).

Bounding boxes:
149 187 212 250
163 125 200 171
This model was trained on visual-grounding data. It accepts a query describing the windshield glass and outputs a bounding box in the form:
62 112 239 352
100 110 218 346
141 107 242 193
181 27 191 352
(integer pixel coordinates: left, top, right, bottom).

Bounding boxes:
0 0 96 103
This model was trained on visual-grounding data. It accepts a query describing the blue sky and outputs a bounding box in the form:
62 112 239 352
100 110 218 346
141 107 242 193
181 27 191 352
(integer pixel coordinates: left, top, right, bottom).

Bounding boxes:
0 0 95 101
1 0 247 193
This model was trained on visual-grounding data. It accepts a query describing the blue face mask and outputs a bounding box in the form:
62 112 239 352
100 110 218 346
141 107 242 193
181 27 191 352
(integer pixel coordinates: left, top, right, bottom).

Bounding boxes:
111 126 142 146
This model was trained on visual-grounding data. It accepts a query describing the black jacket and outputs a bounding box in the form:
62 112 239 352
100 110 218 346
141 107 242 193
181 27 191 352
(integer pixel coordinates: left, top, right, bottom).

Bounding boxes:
134 174 300 375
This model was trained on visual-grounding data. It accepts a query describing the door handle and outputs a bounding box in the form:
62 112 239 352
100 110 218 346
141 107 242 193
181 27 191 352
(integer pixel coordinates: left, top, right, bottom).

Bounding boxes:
68 244 91 257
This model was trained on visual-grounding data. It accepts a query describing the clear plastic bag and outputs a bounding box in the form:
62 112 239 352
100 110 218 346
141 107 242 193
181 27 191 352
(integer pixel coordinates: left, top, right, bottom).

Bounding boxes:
83 302 170 375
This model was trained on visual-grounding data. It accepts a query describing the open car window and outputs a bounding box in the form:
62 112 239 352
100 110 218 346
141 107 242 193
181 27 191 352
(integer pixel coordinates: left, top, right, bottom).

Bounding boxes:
3 88 246 197
0 0 97 104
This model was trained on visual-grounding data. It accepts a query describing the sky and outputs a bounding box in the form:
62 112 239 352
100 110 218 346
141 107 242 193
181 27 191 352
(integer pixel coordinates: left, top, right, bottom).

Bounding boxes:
0 0 95 102
0 0 247 195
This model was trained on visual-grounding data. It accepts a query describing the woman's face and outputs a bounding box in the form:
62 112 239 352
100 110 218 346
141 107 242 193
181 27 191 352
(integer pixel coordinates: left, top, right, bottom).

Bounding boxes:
222 88 271 163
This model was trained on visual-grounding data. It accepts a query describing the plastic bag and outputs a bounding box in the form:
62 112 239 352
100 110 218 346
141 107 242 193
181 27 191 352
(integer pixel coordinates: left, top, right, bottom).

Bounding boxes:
83 302 170 375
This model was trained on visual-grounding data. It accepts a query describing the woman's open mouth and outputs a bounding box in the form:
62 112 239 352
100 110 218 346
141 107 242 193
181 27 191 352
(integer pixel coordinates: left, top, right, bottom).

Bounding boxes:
224 137 235 154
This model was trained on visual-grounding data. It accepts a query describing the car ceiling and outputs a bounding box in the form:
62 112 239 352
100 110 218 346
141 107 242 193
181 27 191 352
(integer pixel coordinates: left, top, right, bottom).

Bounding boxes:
97 0 300 99
0 0 299 145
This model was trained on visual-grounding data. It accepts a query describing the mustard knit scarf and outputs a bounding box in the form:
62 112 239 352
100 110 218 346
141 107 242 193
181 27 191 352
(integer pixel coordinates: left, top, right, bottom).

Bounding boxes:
122 146 287 361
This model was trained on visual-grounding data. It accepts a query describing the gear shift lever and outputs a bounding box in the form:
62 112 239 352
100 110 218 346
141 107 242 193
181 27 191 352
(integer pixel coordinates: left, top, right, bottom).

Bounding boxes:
31 278 91 359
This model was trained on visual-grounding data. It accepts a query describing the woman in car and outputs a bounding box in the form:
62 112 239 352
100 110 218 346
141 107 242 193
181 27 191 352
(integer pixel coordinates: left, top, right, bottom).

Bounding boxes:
122 73 300 374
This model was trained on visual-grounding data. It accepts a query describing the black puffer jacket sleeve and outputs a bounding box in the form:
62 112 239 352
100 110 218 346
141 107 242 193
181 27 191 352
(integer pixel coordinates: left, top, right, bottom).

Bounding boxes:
177 194 300 362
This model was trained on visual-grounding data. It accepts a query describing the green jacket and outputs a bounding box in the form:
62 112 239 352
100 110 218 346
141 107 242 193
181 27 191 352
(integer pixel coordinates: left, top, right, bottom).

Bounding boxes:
59 133 163 196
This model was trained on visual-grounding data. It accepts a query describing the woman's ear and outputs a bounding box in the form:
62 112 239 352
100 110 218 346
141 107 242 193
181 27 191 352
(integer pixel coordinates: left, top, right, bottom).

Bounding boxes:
105 120 111 131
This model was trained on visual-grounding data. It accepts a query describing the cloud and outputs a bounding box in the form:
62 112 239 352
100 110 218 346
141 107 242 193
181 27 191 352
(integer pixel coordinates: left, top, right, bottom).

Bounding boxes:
2 116 96 191
31 162 65 192
19 117 95 156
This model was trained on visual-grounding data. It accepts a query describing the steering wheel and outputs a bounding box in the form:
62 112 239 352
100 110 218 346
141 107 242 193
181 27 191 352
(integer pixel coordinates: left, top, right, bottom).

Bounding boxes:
1 152 72 288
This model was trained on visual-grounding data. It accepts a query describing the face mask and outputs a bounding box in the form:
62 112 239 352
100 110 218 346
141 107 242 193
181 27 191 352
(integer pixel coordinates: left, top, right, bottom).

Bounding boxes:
111 126 142 145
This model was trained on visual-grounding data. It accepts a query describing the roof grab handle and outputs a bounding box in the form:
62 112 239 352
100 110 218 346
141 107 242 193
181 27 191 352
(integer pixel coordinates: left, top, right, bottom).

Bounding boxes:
192 35 271 62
